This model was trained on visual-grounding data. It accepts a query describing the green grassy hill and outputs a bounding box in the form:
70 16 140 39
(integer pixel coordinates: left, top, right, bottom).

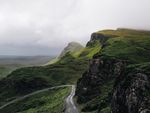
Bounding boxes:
0 65 17 78
46 42 84 65
0 87 70 113
59 42 84 58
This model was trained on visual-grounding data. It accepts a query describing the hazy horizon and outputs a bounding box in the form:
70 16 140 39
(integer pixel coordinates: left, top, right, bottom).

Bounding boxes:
0 0 150 56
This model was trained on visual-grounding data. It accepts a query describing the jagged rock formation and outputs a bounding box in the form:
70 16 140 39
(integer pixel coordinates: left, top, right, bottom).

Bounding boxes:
77 57 150 113
112 68 150 113
76 58 126 103
86 33 110 47
76 57 127 112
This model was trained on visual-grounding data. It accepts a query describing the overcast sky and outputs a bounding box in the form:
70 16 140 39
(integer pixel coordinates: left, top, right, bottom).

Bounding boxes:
0 0 150 56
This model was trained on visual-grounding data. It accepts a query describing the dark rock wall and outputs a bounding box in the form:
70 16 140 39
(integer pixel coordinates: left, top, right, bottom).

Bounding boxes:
112 72 150 113
76 57 150 113
86 33 110 47
76 57 126 104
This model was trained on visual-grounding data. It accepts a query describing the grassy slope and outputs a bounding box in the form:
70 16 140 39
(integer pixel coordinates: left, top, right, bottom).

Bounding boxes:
100 35 150 63
46 42 84 65
59 42 84 58
97 28 150 36
97 28 150 63
0 87 71 113
0 66 16 78
77 40 101 59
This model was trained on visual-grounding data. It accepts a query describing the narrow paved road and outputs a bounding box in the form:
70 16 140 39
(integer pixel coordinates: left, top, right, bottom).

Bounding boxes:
65 85 79 113
0 85 72 110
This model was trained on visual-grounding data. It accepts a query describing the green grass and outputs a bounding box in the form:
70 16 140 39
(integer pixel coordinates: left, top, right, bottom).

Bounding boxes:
0 87 71 113
97 28 150 37
0 67 14 78
100 107 111 113
45 57 59 65
126 62 150 73
95 28 150 63
80 80 114 113
79 40 101 58
100 35 150 63
0 53 89 106
0 65 21 78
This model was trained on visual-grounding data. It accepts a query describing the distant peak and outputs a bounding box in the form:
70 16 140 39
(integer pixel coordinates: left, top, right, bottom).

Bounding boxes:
59 41 83 58
68 41 83 46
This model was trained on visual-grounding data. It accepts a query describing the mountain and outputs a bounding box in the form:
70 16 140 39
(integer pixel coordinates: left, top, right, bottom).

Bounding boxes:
59 42 84 58
46 42 84 65
76 28 150 113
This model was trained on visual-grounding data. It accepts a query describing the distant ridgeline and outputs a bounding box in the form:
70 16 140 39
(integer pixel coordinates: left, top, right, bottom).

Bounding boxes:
0 56 53 78
0 28 150 113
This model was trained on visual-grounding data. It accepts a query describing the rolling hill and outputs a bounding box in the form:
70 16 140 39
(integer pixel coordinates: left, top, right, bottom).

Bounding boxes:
0 56 53 78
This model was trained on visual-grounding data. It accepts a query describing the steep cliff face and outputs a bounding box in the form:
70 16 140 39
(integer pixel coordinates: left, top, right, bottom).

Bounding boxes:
112 64 150 113
76 29 150 113
76 58 150 113
76 57 127 112
76 58 126 103
86 33 110 47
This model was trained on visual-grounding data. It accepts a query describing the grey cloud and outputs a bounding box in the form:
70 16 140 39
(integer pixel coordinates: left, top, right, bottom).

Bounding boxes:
0 0 150 56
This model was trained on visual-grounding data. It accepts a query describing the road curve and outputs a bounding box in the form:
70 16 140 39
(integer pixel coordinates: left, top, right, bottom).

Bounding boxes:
0 85 72 110
65 85 79 113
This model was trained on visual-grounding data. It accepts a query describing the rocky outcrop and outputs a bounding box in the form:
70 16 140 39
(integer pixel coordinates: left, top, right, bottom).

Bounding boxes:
76 57 126 104
112 71 150 113
76 56 150 113
86 33 110 47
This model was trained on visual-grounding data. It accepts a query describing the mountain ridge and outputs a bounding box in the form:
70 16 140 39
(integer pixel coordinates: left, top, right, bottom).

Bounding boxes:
76 28 150 113
59 42 84 58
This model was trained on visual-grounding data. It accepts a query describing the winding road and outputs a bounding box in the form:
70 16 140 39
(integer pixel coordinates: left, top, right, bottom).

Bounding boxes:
0 85 79 113
65 85 79 113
